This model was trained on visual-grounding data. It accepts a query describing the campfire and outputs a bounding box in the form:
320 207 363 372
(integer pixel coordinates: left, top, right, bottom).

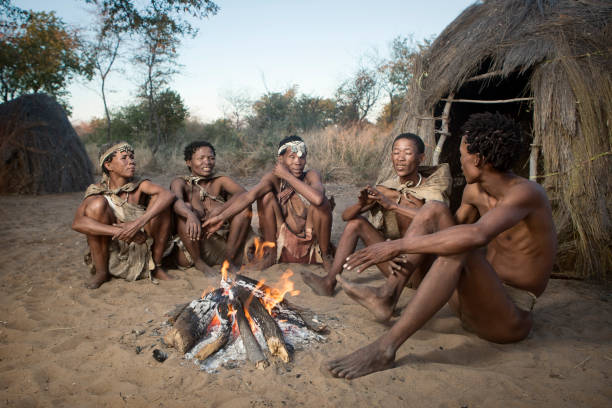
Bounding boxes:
163 260 327 372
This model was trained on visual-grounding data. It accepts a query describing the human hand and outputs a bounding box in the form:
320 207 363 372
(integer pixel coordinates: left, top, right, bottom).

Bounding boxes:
273 162 292 180
357 187 374 207
367 186 395 210
202 215 224 238
186 212 202 241
112 220 145 242
343 240 401 274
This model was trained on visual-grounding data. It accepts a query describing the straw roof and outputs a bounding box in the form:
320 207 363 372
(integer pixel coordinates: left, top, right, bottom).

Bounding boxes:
0 93 93 194
384 0 612 279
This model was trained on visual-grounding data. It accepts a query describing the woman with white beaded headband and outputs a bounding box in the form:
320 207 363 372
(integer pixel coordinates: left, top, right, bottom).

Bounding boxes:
203 135 334 270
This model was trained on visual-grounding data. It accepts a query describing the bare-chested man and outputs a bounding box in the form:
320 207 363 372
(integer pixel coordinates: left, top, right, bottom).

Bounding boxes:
72 142 175 289
302 133 451 297
170 141 252 274
203 135 333 270
326 112 557 379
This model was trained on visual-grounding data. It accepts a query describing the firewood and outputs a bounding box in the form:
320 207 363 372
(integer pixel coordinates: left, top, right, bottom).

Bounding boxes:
163 298 216 353
232 299 268 370
164 303 188 325
235 274 327 333
234 286 290 362
194 302 231 361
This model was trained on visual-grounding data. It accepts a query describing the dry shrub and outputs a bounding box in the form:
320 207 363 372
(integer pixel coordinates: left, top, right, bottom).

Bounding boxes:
303 124 390 184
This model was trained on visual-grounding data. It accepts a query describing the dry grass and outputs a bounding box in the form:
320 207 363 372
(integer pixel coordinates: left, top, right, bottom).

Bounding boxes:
84 125 390 186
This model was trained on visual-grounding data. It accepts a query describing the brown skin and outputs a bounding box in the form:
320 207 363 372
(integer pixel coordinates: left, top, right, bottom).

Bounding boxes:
302 138 426 296
72 150 175 289
325 135 557 379
170 146 251 274
202 148 332 270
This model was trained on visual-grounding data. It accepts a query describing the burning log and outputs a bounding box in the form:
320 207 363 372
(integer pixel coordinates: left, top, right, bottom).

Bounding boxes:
232 299 269 370
234 286 290 363
164 303 189 325
194 302 231 361
235 274 327 333
163 289 221 353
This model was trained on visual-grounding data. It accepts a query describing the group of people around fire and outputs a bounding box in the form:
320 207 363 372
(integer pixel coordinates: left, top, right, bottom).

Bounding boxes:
72 111 557 379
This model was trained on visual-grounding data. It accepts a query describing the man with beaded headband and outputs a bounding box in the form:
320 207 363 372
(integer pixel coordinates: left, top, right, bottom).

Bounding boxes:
302 133 452 297
169 141 252 274
325 112 557 379
72 142 175 289
203 135 334 270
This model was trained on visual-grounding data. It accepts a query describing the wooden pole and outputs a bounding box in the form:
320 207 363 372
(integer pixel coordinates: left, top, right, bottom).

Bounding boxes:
440 97 533 104
529 138 540 181
433 92 454 165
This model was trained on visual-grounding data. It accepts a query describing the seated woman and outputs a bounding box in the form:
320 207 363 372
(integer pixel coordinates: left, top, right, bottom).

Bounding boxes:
72 142 175 289
203 135 334 270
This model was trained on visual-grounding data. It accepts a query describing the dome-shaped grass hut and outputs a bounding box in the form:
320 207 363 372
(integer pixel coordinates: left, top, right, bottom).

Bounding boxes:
0 93 93 194
381 0 611 279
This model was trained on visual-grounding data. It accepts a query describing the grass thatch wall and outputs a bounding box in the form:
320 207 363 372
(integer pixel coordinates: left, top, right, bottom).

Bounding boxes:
0 93 93 194
381 0 611 279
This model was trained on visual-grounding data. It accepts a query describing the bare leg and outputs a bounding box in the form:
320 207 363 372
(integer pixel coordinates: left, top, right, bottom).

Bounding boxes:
225 207 252 269
336 202 454 320
326 249 533 379
309 197 333 262
175 212 217 275
83 197 114 289
250 192 279 270
302 216 386 296
145 202 175 281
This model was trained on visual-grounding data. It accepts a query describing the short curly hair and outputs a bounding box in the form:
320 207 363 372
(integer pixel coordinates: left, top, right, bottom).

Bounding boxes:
461 112 524 172
184 140 216 162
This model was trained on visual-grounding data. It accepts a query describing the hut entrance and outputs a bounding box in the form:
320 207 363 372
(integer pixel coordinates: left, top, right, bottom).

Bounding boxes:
433 65 534 211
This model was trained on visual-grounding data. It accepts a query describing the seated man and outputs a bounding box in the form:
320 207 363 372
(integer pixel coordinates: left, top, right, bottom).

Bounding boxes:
302 133 451 297
169 141 252 274
326 112 557 379
72 142 175 289
203 135 333 270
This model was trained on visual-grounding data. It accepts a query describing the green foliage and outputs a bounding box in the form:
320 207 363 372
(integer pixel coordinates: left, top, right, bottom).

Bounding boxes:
335 67 380 124
0 8 92 112
85 89 187 145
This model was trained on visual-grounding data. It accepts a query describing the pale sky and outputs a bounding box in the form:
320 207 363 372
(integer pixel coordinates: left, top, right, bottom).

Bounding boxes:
14 0 475 122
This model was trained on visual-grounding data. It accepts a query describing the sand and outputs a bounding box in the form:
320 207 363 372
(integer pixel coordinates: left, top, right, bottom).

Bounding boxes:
0 177 611 408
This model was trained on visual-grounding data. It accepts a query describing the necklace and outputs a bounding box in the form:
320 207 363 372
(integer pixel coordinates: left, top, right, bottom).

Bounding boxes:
415 173 422 187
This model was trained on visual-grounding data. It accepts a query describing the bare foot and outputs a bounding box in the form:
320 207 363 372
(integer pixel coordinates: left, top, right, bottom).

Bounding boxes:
301 271 335 296
321 253 334 272
85 271 110 289
153 266 176 281
325 339 396 379
336 275 394 322
194 259 217 277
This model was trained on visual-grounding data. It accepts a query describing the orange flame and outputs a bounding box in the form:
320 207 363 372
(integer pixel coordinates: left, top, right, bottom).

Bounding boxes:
259 269 300 315
220 260 230 282
252 237 276 261
208 312 220 329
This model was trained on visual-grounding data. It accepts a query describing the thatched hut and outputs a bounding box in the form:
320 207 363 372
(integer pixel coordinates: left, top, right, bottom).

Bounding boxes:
0 93 93 194
382 0 611 279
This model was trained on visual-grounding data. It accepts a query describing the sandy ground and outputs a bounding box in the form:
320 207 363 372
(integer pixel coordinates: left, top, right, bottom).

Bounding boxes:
0 176 611 408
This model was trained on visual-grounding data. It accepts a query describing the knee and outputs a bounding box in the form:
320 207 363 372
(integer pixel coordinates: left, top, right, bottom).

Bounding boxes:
235 206 253 222
345 217 367 234
419 201 451 224
261 191 276 207
84 197 111 222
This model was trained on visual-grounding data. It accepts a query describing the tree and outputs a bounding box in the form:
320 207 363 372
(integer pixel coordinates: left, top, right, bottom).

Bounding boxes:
87 7 123 142
132 0 218 152
376 35 427 125
0 8 92 112
335 66 380 125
